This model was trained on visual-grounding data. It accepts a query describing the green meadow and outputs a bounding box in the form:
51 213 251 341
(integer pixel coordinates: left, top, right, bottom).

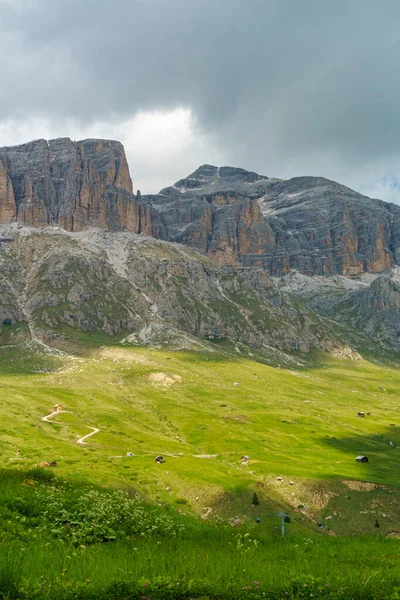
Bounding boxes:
1 341 400 598
0 468 400 600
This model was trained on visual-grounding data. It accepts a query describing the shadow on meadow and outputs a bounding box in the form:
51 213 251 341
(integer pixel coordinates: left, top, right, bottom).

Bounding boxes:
0 345 64 376
320 424 400 485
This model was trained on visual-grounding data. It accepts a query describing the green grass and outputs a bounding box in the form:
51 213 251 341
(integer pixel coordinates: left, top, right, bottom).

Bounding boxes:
5 535 400 600
0 342 400 537
0 470 400 600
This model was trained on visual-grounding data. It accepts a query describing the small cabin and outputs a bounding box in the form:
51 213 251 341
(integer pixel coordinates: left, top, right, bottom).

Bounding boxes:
358 412 365 417
241 455 250 463
155 455 165 464
53 404 63 413
355 455 369 463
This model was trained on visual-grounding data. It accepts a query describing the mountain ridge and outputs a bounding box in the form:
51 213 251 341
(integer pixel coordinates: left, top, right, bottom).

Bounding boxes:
146 164 400 276
1 137 399 278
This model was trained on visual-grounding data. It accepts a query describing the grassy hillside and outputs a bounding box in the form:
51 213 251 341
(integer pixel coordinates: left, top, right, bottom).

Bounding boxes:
1 341 400 537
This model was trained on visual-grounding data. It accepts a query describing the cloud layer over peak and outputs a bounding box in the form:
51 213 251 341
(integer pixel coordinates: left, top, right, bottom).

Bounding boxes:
1 0 400 200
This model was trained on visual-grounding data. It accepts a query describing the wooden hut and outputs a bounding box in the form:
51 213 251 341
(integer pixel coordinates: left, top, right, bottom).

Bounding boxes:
355 455 369 463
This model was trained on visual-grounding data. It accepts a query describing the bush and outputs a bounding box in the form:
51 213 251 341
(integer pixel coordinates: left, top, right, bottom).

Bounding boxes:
252 492 259 506
32 485 185 545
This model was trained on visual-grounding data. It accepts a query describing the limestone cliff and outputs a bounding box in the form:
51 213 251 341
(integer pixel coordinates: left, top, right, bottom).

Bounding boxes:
144 167 400 277
0 138 138 232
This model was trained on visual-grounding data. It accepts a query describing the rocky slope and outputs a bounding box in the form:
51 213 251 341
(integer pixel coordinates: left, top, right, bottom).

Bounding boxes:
276 268 400 353
0 223 365 360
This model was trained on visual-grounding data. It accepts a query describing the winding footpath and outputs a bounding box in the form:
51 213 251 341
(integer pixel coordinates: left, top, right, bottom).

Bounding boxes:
41 410 62 422
77 426 100 445
41 410 100 445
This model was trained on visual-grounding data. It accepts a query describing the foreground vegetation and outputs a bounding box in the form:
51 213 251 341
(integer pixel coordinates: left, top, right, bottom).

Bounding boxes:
1 469 400 600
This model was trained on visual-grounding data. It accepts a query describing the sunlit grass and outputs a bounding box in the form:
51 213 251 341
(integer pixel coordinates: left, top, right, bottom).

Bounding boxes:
0 345 400 537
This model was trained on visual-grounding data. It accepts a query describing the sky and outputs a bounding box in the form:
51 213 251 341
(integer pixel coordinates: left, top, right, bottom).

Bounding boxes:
1 0 400 202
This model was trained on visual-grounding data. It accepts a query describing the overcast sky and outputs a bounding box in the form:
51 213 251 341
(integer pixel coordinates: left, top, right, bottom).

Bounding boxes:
1 0 400 202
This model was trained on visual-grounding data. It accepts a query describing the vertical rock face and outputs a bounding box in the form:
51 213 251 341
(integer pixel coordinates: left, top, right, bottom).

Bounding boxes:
0 159 16 222
260 177 398 276
146 165 276 265
0 138 138 232
143 168 400 277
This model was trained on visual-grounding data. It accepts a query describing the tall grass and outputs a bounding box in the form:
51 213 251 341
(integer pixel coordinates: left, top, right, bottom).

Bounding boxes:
0 547 22 600
0 467 398 600
2 535 400 599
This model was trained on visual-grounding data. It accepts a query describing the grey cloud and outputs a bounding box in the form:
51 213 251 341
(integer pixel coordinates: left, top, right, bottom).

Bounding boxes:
1 0 400 198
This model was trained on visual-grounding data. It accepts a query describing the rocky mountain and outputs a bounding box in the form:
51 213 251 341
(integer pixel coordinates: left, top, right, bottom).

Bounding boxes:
143 166 400 277
0 138 153 233
0 137 399 360
1 138 399 279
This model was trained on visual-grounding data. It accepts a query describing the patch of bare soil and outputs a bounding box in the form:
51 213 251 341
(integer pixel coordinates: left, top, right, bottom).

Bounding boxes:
148 372 183 387
221 414 252 424
342 480 388 492
265 475 339 510
193 454 218 459
386 531 400 538
99 348 152 365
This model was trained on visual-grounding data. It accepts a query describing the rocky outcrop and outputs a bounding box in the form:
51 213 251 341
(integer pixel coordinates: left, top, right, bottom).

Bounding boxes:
143 168 400 277
0 138 139 232
259 177 399 277
276 268 400 353
145 165 275 265
0 159 16 222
